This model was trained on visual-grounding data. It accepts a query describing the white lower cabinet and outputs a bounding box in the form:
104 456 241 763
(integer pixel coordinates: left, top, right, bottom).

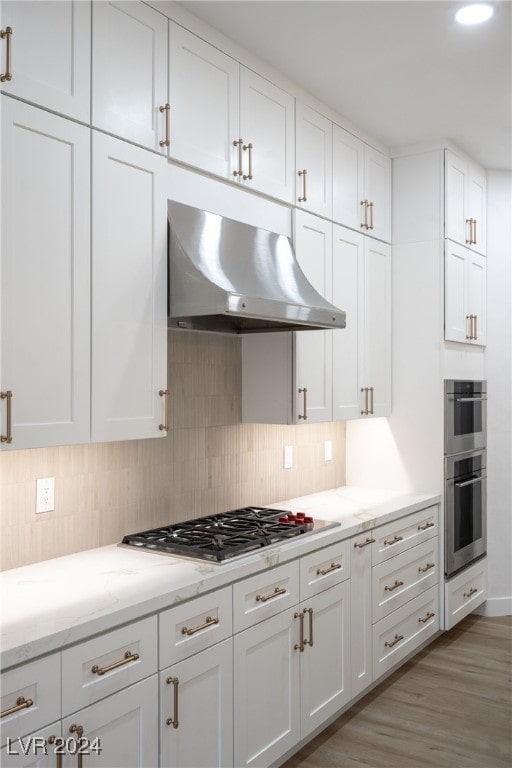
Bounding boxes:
160 639 233 768
1 722 61 768
444 557 487 630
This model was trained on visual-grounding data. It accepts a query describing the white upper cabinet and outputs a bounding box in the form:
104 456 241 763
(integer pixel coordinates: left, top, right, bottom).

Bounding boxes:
295 102 333 218
333 124 391 243
92 0 168 152
445 149 487 255
1 98 90 450
91 132 168 442
168 21 239 178
445 241 486 346
0 0 91 122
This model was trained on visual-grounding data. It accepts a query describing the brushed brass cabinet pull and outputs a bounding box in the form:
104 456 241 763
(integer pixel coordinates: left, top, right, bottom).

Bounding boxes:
69 725 84 768
353 537 376 548
166 677 179 728
384 534 403 546
159 388 170 431
384 579 404 592
0 27 12 82
256 586 286 603
418 611 435 624
298 387 308 420
472 218 477 244
48 736 64 768
91 650 139 675
384 633 404 648
418 562 435 573
368 201 374 230
298 169 307 202
159 103 170 147
316 562 342 576
181 615 219 636
294 611 305 652
418 521 435 531
466 314 472 340
464 586 478 598
369 386 374 415
361 387 369 415
360 200 368 229
242 142 253 180
465 218 473 244
233 138 243 176
1 695 33 718
473 314 478 340
303 607 314 647
1 390 13 443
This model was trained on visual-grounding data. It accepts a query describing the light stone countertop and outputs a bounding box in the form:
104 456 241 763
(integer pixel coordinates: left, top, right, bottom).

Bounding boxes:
0 486 440 670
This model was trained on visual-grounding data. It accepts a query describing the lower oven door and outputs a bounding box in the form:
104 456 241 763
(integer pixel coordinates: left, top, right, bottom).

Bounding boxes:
445 450 487 579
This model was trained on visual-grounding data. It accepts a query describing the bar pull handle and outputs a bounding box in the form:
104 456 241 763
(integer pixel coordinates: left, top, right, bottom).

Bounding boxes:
384 579 404 592
166 677 179 728
316 562 342 576
368 201 374 230
472 219 477 244
383 534 403 546
369 386 374 415
360 200 368 229
455 476 483 488
159 103 170 147
69 725 84 768
91 650 139 676
181 616 219 636
353 537 376 548
256 586 286 603
384 634 404 648
298 169 307 202
159 389 170 431
47 736 63 768
1 695 34 718
361 387 369 415
418 562 435 573
303 607 314 647
298 387 308 420
233 138 243 176
0 27 12 82
418 521 435 531
464 587 478 598
473 314 478 340
418 611 435 624
465 218 473 244
294 610 305 652
243 142 253 180
1 390 13 443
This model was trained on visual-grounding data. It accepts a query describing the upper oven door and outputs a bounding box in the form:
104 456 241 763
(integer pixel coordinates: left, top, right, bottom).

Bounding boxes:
445 380 487 455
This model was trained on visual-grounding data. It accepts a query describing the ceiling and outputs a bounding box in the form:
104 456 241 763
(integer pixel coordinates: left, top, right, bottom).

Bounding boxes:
178 0 512 170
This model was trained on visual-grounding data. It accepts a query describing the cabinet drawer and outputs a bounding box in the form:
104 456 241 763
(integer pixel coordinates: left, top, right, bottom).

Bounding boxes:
61 616 157 715
373 585 439 679
372 505 438 564
444 557 487 630
300 539 350 600
159 586 232 667
1 654 60 748
372 538 439 622
233 561 299 633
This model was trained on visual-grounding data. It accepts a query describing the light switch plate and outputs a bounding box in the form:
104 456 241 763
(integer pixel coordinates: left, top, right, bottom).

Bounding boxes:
324 440 333 462
283 445 293 469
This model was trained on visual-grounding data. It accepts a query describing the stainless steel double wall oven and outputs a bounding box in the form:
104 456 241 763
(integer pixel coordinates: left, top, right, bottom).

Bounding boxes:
444 380 487 579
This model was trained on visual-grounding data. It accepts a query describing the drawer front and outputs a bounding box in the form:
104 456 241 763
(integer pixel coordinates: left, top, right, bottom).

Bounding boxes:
373 585 439 679
1 654 60 748
444 557 487 630
372 537 439 622
300 540 350 600
372 505 438 564
159 586 232 667
61 615 157 715
233 561 299 633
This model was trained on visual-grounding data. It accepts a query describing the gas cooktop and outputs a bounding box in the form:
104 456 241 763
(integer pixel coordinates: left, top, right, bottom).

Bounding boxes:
121 506 339 563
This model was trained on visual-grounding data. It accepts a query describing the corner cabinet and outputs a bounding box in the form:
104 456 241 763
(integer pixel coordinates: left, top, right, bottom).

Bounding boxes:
0 97 91 450
91 132 168 442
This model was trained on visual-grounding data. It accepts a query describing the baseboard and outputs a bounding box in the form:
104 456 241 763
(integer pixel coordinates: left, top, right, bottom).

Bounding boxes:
473 596 512 617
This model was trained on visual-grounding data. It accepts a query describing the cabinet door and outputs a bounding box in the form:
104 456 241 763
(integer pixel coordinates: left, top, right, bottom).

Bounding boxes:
234 608 300 768
300 582 351 740
92 0 168 151
0 1 90 122
467 164 487 255
361 240 391 416
350 534 373 697
239 67 295 202
168 21 239 178
467 251 486 346
364 145 391 243
332 225 364 420
295 102 333 218
160 639 233 768
1 98 90 449
1 722 61 767
293 212 333 423
445 149 468 246
444 240 468 343
91 132 167 442
332 124 364 231
62 676 158 768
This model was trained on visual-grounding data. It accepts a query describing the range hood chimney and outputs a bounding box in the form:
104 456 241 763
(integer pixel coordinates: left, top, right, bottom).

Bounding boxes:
167 201 346 333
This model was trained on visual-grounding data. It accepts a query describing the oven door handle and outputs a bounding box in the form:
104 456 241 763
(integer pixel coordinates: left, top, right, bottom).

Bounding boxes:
454 476 484 488
454 396 487 403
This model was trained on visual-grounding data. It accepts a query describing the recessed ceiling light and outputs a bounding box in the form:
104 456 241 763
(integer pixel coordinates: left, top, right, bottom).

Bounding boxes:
456 4 494 25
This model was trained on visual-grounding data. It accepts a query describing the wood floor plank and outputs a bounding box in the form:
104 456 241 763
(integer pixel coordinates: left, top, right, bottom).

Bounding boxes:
282 615 511 768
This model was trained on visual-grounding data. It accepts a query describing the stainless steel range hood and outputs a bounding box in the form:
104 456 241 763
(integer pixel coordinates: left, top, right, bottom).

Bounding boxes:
168 201 346 333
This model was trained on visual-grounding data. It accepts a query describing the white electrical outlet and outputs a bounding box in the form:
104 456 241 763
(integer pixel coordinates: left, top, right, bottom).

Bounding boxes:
324 440 333 462
283 445 293 469
36 477 55 513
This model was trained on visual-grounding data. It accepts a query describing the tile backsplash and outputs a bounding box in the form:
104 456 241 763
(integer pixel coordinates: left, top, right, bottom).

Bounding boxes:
0 331 345 570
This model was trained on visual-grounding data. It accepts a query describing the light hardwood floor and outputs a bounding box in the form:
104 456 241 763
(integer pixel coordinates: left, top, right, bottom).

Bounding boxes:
283 615 511 768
